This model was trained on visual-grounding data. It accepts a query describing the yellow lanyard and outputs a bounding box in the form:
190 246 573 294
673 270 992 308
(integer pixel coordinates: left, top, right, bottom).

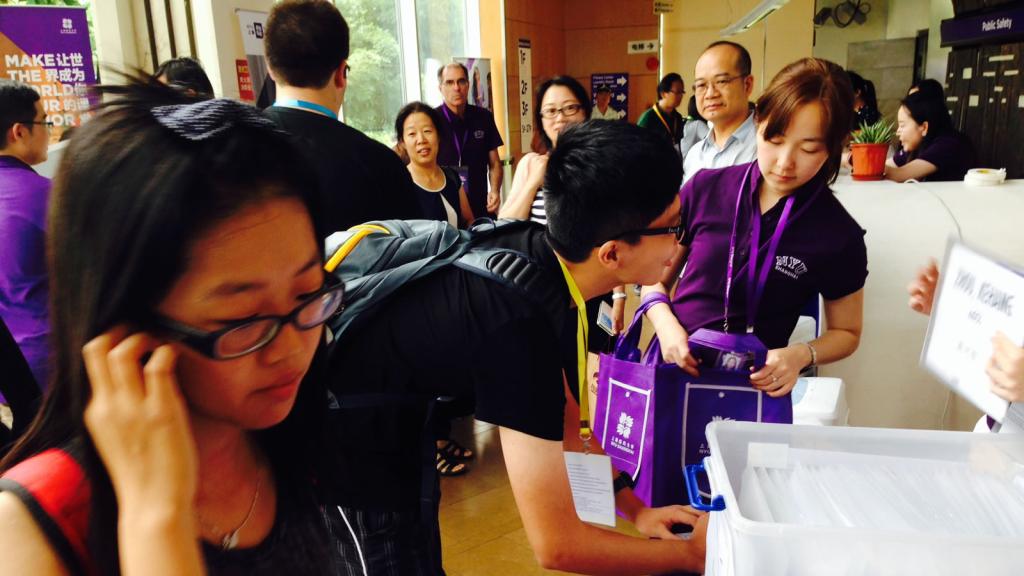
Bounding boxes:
556 257 590 442
651 104 677 137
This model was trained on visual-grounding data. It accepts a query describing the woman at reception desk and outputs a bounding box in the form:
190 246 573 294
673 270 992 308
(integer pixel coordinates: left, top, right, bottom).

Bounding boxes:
885 91 976 183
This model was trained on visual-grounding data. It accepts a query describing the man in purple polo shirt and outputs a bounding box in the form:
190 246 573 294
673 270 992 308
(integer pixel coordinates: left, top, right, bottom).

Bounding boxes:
0 80 52 389
436 62 504 217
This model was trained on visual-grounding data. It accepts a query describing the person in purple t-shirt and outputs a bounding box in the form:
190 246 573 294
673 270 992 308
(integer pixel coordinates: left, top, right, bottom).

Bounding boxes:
887 90 976 182
642 58 868 401
891 79 946 166
0 80 52 389
436 63 504 218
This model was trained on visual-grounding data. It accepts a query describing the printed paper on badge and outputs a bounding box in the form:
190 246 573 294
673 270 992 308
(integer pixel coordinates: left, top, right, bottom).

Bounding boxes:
563 452 616 527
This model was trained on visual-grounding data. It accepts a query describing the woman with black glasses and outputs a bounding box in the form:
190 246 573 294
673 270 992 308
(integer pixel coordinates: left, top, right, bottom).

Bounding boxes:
499 75 591 225
0 78 348 575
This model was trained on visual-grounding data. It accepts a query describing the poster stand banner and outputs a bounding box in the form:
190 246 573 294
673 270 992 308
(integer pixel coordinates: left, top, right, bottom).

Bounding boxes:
453 57 494 113
236 10 272 107
0 6 97 142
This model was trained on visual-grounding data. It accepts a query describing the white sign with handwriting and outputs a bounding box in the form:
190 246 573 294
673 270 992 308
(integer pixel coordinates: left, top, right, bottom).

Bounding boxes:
923 241 1024 422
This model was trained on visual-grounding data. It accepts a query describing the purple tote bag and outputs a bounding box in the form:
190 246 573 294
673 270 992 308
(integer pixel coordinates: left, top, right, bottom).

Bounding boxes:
595 304 792 507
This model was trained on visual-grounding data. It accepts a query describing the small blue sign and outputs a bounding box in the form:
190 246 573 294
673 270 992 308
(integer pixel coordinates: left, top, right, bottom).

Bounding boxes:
590 73 629 121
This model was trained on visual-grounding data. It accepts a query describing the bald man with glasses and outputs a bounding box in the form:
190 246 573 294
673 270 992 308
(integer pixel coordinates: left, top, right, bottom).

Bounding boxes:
682 41 758 183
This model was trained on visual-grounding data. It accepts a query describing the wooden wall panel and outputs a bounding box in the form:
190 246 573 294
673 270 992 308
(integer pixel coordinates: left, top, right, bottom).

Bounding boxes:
563 0 658 123
564 0 657 28
504 0 568 160
504 0 660 159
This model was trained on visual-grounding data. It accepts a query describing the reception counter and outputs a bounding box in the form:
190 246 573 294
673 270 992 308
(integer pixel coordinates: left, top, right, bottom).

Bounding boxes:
826 177 1024 430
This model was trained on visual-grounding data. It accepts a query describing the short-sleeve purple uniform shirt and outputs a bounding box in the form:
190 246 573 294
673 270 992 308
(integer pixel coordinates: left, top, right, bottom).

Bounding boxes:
0 156 51 387
671 161 868 350
893 134 975 182
435 103 503 217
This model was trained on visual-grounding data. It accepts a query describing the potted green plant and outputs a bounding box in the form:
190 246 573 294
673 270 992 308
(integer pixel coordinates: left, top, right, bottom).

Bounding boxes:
850 120 895 181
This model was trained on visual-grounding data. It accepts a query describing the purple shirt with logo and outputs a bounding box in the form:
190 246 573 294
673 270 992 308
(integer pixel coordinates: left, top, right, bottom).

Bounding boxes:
435 103 503 217
0 156 51 388
893 134 976 182
672 161 868 350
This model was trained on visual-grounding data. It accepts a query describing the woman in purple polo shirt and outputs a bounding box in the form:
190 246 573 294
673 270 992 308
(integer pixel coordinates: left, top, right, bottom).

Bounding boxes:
886 90 976 182
642 57 867 402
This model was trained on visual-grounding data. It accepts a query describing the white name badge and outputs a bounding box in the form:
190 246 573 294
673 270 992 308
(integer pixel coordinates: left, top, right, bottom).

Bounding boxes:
563 452 616 527
922 241 1024 423
597 300 616 336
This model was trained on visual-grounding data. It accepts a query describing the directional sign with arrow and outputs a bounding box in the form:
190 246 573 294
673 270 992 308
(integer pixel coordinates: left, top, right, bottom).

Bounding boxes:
627 39 659 54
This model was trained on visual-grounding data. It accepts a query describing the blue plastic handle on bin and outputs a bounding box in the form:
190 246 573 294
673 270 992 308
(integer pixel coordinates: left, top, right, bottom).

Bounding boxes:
685 462 726 512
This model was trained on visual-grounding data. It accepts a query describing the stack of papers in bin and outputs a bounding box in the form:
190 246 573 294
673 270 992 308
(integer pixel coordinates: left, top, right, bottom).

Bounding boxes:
739 447 1024 537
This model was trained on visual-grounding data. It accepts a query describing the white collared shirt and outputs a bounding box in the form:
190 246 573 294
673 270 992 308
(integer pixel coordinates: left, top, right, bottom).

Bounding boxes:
682 112 757 184
591 106 622 121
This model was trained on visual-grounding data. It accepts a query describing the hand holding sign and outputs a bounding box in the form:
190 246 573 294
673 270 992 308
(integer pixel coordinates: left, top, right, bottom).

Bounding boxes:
922 242 1024 422
908 259 940 316
988 332 1024 402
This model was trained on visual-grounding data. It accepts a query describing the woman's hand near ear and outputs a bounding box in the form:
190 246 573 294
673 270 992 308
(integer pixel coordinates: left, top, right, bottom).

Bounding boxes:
82 327 204 576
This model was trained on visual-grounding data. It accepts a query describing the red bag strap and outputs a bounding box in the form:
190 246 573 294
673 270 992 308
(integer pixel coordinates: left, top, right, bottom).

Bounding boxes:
0 447 94 575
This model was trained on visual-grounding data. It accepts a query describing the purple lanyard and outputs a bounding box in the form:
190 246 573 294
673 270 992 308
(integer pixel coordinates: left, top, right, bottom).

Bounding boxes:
440 105 470 165
723 164 796 334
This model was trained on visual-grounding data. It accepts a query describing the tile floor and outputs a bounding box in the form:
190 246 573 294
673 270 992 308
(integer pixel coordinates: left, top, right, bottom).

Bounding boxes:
439 418 643 575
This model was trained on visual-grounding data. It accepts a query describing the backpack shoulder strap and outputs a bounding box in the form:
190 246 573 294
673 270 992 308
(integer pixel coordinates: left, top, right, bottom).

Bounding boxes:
457 219 567 332
453 247 566 330
0 446 93 575
324 220 470 339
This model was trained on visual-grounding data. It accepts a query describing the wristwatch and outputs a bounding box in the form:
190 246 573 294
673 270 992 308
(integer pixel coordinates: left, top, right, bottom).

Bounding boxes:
613 471 634 494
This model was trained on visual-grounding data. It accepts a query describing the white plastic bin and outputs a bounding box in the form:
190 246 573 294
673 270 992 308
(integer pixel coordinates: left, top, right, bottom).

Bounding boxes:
696 421 1024 576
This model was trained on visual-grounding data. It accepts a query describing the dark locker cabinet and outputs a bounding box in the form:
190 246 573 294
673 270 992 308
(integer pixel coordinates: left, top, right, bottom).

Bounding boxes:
946 48 978 133
981 43 1023 176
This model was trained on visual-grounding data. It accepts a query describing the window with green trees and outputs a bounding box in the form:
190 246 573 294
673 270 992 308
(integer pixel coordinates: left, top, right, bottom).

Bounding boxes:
335 0 474 146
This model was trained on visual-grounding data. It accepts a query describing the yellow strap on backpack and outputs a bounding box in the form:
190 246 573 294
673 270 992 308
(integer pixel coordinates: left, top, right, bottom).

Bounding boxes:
324 224 391 273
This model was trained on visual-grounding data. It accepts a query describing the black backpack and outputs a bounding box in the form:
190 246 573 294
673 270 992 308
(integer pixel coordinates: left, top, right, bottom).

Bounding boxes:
323 218 564 341
320 218 569 573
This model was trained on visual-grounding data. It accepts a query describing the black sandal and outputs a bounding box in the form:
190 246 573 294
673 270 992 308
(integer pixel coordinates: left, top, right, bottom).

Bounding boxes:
437 439 474 460
436 452 468 477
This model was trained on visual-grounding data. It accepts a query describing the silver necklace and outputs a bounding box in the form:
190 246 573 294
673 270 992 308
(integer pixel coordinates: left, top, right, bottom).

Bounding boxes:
198 477 262 551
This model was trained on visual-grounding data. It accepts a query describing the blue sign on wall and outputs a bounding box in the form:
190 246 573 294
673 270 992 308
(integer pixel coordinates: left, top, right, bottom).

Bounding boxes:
590 73 629 121
941 6 1024 48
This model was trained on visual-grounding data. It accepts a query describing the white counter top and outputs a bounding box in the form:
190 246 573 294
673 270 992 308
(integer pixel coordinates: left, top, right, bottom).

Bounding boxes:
823 177 1023 430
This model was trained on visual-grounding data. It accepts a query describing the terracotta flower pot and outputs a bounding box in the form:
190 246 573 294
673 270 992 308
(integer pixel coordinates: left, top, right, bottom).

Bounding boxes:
850 143 889 181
